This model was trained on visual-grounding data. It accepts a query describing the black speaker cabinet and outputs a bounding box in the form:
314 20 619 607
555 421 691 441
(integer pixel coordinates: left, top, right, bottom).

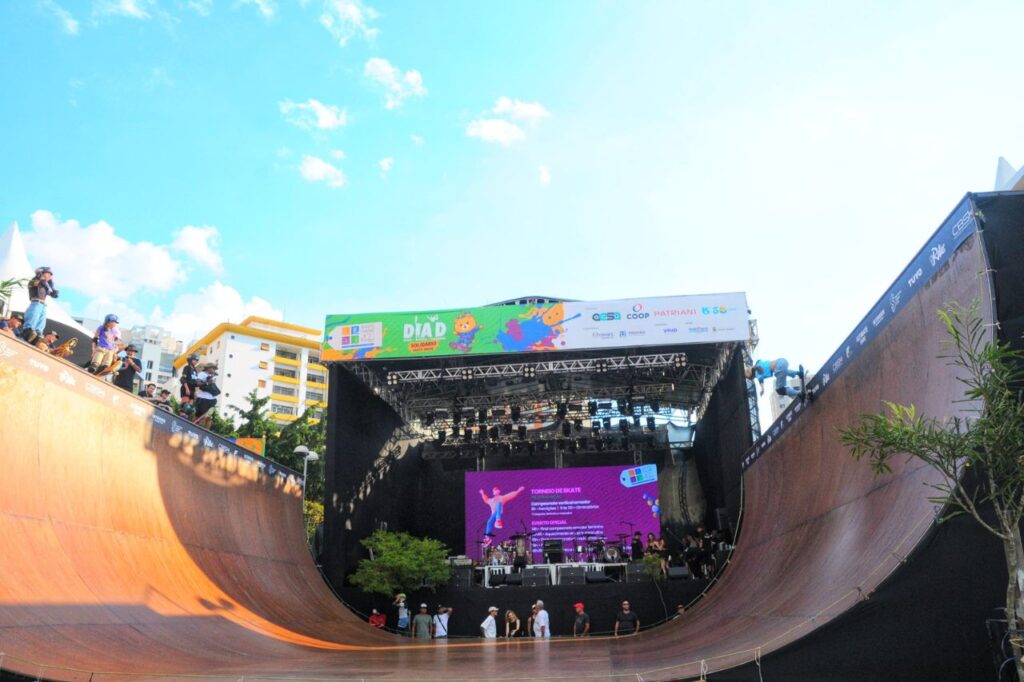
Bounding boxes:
559 566 586 585
626 562 652 583
523 567 550 587
667 565 690 580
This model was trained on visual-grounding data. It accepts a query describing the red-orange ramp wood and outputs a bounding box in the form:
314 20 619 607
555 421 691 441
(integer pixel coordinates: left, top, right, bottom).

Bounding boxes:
0 234 992 681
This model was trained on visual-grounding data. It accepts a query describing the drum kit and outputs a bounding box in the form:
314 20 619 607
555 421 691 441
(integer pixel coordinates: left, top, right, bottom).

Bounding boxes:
478 531 637 565
568 532 632 563
477 531 534 565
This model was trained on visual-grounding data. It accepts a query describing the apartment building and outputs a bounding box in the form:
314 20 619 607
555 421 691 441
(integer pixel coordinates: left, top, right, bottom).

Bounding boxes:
171 317 327 425
123 324 183 388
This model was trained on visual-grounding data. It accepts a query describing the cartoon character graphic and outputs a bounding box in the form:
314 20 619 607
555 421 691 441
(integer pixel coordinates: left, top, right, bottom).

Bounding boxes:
495 303 582 352
642 492 661 518
448 312 483 353
479 485 525 546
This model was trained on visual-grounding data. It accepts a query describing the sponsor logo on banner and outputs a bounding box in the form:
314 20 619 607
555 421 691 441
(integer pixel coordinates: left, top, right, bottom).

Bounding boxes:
845 346 852 359
662 327 679 334
930 243 947 266
872 309 886 327
652 307 698 318
688 327 709 334
59 370 76 386
626 303 649 320
890 290 902 313
171 421 183 434
29 358 49 372
592 312 621 322
785 413 793 424
0 339 17 358
592 331 614 340
85 384 105 398
186 430 200 442
856 327 868 345
951 211 972 238
130 404 146 418
907 267 924 287
203 436 215 449
832 356 844 373
152 414 167 426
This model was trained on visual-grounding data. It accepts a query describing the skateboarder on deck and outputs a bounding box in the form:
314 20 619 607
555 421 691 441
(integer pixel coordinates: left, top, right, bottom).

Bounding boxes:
747 358 806 399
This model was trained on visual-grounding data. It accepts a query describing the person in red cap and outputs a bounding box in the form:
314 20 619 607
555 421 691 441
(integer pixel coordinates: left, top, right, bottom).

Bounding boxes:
572 602 590 637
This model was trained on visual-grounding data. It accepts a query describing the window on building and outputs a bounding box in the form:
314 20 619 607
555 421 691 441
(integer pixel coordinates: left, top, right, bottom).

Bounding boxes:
314 409 323 419
273 384 296 397
259 361 268 370
276 349 298 360
308 353 321 364
272 404 295 416
146 360 154 369
261 343 270 351
146 372 152 380
258 380 267 389
275 368 297 379
307 391 324 402
307 373 325 384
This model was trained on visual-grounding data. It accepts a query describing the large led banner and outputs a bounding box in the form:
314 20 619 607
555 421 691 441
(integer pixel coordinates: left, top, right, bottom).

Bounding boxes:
464 464 661 562
322 292 748 361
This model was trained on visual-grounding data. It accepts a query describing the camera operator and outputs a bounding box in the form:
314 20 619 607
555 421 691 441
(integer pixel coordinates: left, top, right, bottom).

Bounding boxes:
194 363 220 424
113 345 142 393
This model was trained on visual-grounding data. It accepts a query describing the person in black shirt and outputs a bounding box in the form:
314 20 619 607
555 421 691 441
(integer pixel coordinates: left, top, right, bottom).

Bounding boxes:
22 266 58 344
180 353 200 398
113 345 141 392
572 602 590 637
614 600 639 636
630 531 644 561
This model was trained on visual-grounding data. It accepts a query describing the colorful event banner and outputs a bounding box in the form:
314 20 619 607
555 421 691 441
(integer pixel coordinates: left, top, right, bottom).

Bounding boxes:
741 194 980 471
465 464 661 562
322 293 749 361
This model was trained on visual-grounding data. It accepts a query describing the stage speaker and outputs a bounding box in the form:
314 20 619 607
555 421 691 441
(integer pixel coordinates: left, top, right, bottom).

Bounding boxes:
505 572 523 586
667 565 690 580
523 568 550 587
626 562 652 583
560 566 586 585
585 570 610 584
450 567 473 590
542 540 564 564
489 571 506 586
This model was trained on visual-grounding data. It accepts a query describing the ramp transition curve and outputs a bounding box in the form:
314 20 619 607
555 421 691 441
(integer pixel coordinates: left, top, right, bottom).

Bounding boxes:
0 217 997 680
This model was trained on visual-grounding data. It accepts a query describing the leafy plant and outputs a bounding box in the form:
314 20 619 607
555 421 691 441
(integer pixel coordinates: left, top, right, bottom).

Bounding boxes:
0 277 26 311
640 552 666 582
349 530 452 596
838 302 1024 680
304 499 324 544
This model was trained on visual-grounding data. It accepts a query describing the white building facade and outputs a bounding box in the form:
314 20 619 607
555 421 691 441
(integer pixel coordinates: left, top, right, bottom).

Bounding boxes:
172 317 327 425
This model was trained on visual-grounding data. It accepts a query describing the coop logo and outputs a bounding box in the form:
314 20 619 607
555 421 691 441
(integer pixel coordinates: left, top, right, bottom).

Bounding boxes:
889 290 902 313
626 303 649 320
929 243 947 267
907 267 924 288
592 312 622 322
951 211 973 238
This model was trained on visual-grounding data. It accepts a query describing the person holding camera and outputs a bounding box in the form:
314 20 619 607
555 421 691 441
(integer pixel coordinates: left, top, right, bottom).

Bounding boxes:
113 345 142 393
194 363 220 423
22 266 59 345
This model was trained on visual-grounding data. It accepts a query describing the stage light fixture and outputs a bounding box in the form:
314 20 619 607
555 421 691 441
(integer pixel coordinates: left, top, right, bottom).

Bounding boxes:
518 424 528 440
602 417 612 430
619 419 629 433
591 423 601 435
387 373 399 386
523 365 536 378
673 354 687 369
451 425 460 439
596 360 608 373
633 415 641 428
479 425 489 441
511 405 521 422
489 426 500 440
503 423 513 436
556 402 568 420
618 400 630 415
463 428 473 443
461 368 474 380
452 410 461 425
573 418 583 432
561 421 572 437
588 401 598 416
478 408 488 424
436 430 447 445
651 400 661 413
647 416 656 431
570 440 578 454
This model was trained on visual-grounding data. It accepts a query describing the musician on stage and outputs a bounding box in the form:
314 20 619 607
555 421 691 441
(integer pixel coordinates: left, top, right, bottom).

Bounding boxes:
630 531 644 561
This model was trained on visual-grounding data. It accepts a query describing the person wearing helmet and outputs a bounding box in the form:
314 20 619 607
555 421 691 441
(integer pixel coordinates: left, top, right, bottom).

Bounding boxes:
22 266 59 345
180 353 201 399
89 314 122 375
113 344 142 392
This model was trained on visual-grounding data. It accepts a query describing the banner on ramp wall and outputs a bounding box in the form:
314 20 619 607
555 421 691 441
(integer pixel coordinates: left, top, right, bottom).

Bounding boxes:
742 194 980 471
322 293 749 361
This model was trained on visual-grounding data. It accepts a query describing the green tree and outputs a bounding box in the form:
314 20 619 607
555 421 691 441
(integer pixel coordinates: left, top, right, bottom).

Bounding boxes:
839 302 1024 680
349 530 452 597
0 277 26 313
206 409 238 439
230 389 278 439
265 406 326 501
304 499 324 544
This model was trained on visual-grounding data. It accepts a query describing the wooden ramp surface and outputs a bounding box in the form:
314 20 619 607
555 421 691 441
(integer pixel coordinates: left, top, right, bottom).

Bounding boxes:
0 235 991 681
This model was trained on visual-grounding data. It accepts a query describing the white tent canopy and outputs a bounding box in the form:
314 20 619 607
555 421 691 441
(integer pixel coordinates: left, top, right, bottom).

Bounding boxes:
0 221 92 336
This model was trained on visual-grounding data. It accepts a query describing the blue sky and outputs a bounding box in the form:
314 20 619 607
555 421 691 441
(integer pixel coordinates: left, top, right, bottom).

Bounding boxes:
2 0 1023 374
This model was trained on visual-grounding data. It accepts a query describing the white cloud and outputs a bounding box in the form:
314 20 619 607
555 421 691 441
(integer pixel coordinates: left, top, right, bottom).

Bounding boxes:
410 134 424 145
151 281 283 342
172 225 223 273
465 118 526 146
279 98 348 130
239 0 275 18
539 164 551 185
93 0 154 19
493 97 550 126
364 57 426 110
187 0 212 15
22 210 185 298
80 297 149 328
299 155 346 188
378 156 394 178
331 149 345 160
41 0 80 34
319 0 379 47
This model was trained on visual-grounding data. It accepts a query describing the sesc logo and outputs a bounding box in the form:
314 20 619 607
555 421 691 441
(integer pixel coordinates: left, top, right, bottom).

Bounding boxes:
592 312 622 322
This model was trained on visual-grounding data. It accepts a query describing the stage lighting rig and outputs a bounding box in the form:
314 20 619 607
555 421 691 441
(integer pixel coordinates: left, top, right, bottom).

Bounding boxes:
561 421 572 437
596 360 609 373
460 368 473 380
588 401 598 416
646 416 657 431
387 373 399 386
523 365 537 378
673 353 688 369
556 402 568 420
511 405 521 422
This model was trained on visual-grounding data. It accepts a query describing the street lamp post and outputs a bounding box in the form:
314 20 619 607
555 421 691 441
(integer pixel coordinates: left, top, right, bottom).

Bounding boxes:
294 445 320 508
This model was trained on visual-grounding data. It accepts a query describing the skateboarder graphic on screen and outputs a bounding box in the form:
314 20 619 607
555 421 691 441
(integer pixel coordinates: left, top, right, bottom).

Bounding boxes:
479 485 525 547
746 357 810 401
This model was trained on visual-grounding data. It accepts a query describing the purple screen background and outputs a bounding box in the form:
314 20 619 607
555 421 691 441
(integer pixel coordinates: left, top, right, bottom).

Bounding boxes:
464 465 660 561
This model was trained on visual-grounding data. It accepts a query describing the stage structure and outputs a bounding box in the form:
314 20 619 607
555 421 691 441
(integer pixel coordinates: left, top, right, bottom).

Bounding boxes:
321 293 758 583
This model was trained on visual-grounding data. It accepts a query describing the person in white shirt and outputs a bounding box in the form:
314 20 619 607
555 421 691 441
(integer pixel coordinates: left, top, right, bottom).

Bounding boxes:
533 600 550 638
480 606 499 638
433 605 452 639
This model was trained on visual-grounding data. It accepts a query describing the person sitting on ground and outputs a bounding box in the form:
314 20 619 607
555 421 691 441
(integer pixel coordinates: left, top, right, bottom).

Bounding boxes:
22 266 58 345
368 608 386 629
572 602 590 637
746 357 805 399
432 605 452 639
411 603 433 640
89 314 121 375
614 600 639 636
112 345 141 393
480 606 499 639
140 382 157 401
504 609 521 638
179 353 200 399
